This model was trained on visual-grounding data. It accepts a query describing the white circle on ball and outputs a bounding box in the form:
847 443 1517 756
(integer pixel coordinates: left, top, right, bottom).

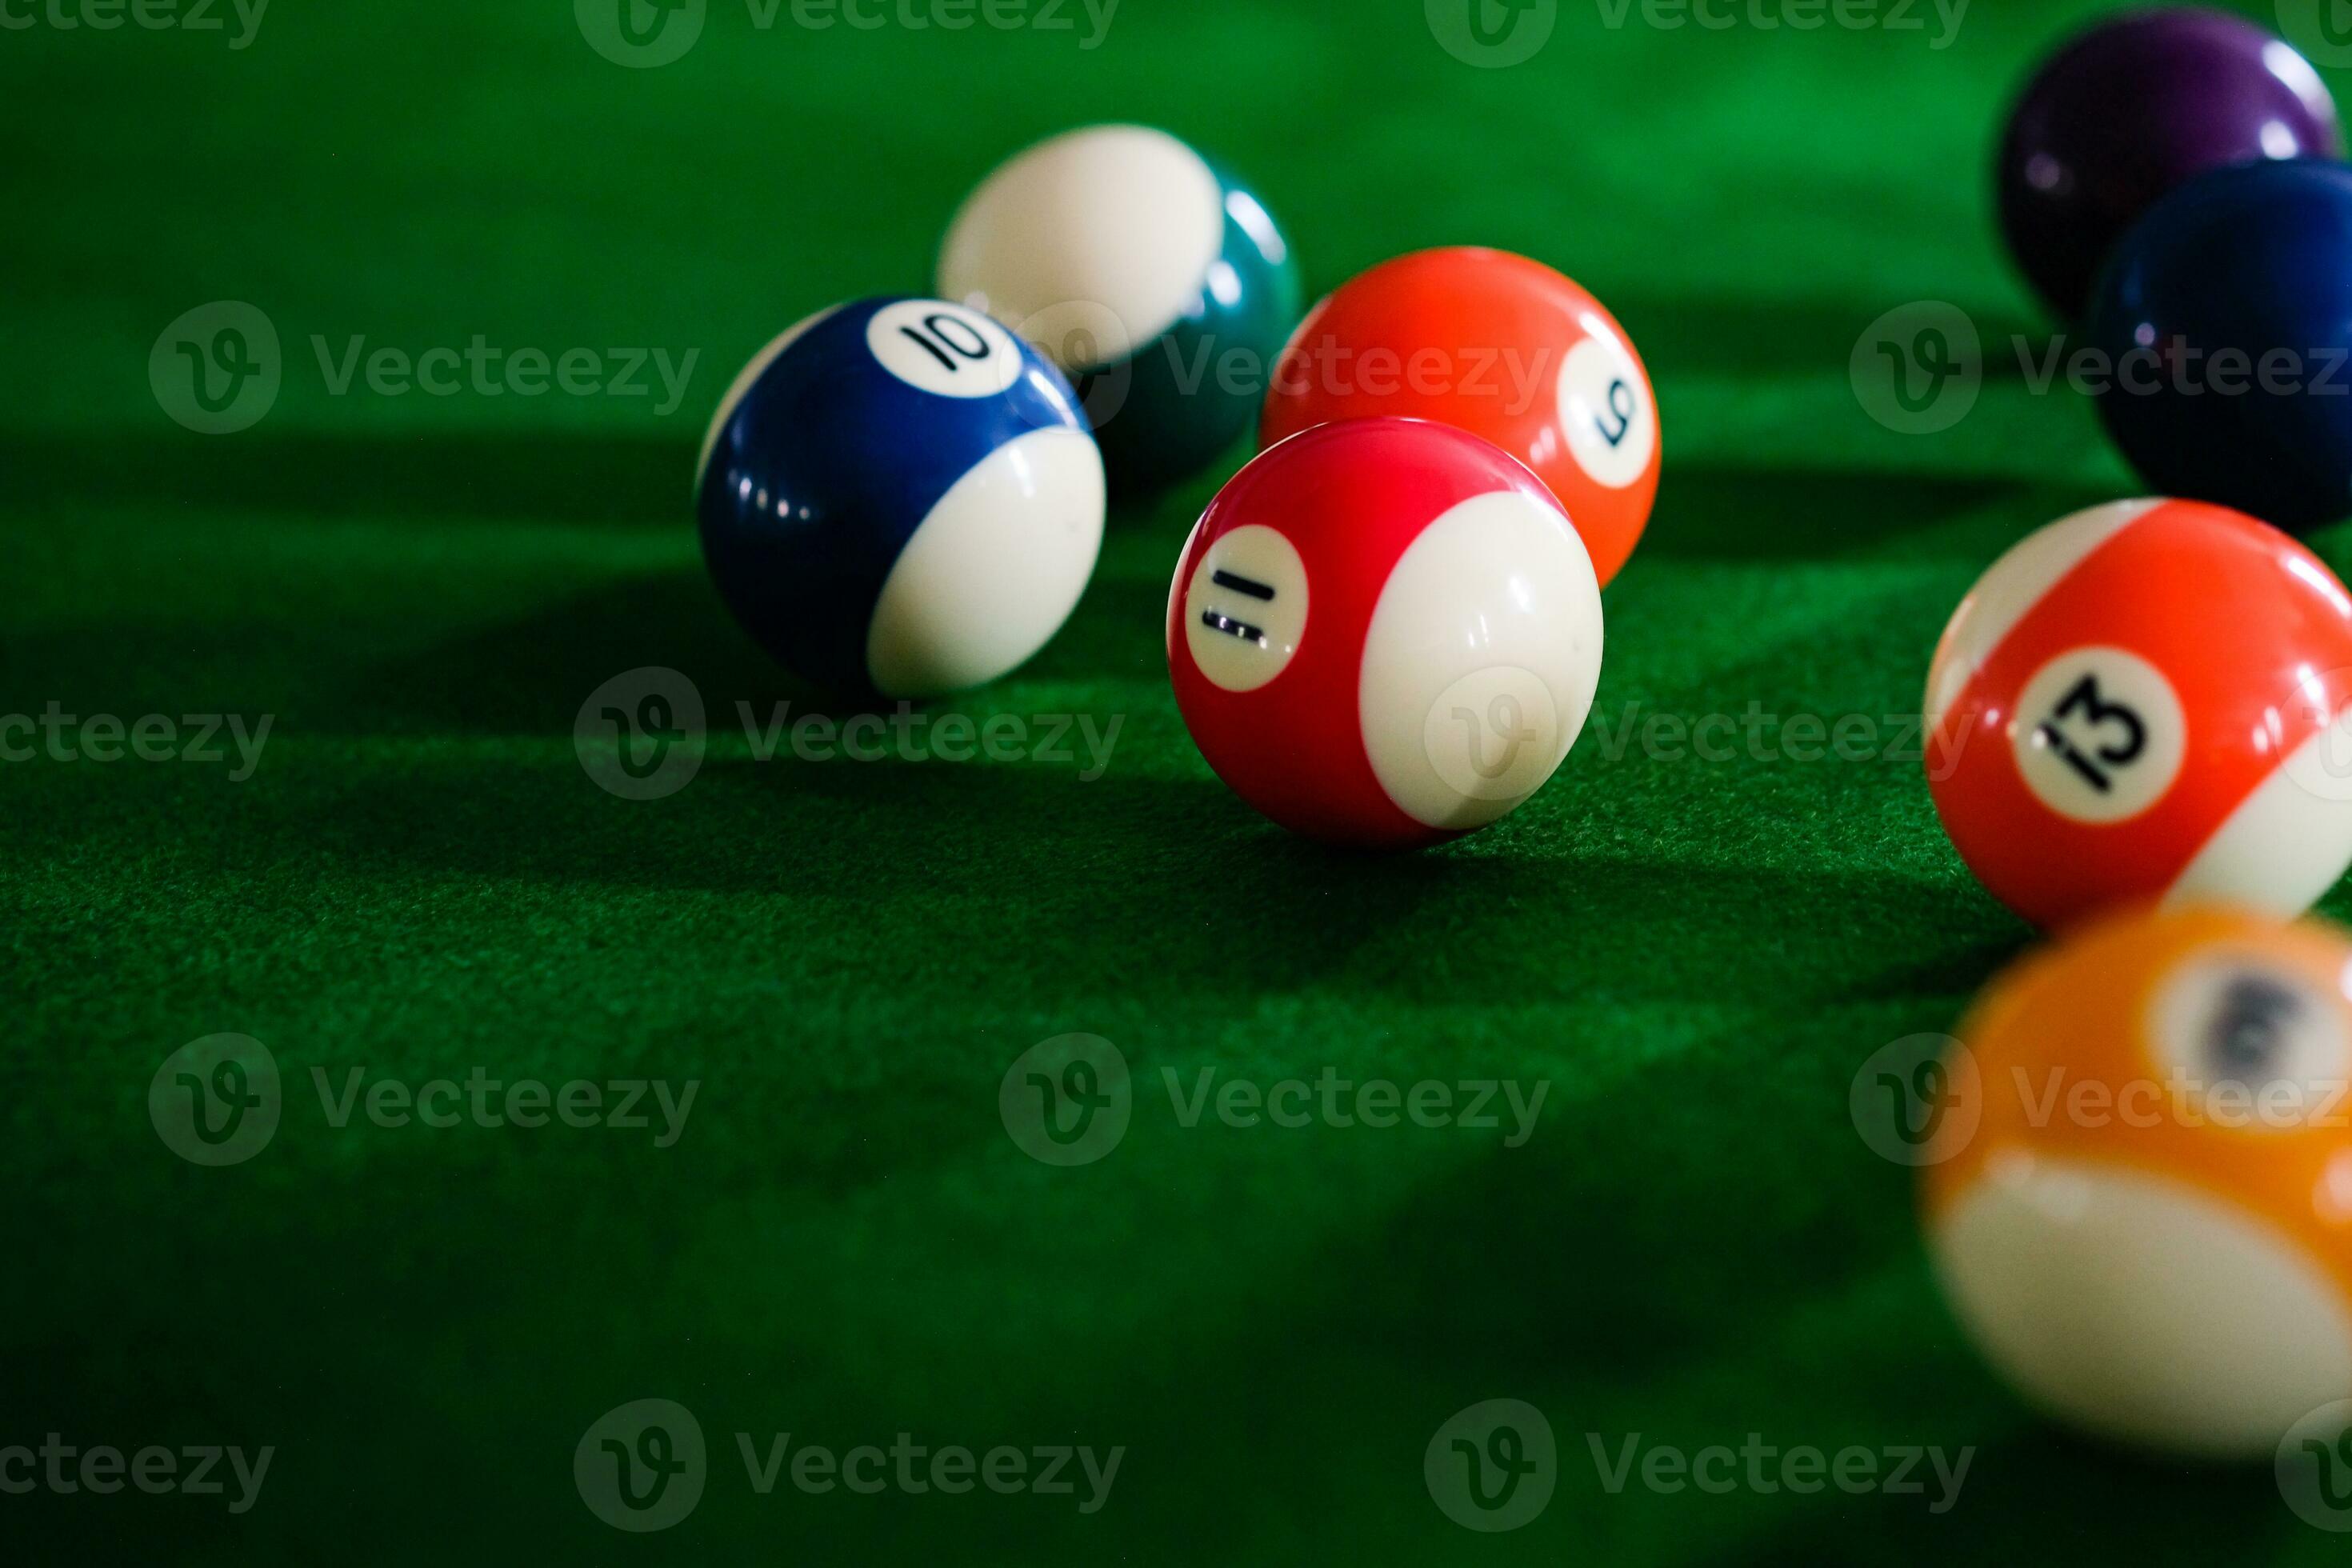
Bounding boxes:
938 125 1226 372
865 300 1024 398
1182 525 1309 694
1358 490 1603 831
1556 325 1654 491
2010 646 2186 824
1422 666 1561 804
2149 954 2351 1133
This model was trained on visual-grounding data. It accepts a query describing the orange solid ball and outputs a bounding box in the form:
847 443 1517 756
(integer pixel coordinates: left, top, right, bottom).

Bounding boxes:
1259 247 1661 586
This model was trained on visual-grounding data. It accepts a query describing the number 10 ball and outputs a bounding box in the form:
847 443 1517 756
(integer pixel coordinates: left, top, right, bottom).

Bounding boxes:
697 296 1104 699
1925 499 2352 930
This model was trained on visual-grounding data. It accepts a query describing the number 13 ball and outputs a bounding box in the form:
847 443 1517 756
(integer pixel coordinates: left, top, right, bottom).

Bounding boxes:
697 296 1105 700
1925 499 2352 930
1169 418 1603 849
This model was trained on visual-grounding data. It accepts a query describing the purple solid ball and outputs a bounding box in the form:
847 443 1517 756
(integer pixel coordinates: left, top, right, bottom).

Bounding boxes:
1997 6 2342 321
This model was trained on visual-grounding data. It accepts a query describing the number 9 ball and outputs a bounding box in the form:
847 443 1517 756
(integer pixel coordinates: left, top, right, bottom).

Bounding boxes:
1926 498 2352 929
1259 247 1659 586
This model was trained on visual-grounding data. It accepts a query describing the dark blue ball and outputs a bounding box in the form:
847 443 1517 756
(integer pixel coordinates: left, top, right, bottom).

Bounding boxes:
2088 158 2352 533
696 297 1104 699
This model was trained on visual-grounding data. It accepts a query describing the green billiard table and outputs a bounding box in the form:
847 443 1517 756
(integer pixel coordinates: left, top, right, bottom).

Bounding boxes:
8 0 2351 1560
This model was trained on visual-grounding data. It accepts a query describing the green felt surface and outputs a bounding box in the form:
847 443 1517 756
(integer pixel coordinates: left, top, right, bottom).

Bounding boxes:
7 0 2352 1560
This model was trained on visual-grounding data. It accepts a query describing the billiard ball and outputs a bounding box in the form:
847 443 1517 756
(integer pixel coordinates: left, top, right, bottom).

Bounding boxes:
1168 418 1603 848
1998 7 2340 322
1922 904 2352 1458
1924 498 2352 930
1258 247 1658 587
696 296 1104 699
2087 158 2352 534
937 125 1302 497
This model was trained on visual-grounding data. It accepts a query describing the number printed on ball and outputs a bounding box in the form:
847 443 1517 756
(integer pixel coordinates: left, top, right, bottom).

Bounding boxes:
2013 647 2186 823
866 300 1023 398
1182 524 1310 694
1558 332 1654 490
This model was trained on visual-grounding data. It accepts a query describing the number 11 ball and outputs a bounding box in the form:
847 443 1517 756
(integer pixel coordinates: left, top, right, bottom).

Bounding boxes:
1169 418 1603 849
697 297 1105 700
1925 498 2352 930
